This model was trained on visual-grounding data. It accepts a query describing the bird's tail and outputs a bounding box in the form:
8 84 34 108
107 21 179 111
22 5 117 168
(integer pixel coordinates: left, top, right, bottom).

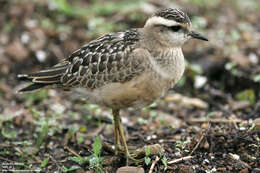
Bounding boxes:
17 63 69 93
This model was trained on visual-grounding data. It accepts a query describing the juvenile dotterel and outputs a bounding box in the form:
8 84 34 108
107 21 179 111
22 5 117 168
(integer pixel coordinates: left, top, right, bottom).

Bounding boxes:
18 8 208 162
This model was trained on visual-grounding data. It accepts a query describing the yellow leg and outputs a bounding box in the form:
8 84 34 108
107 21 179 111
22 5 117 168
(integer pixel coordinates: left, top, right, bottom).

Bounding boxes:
112 109 132 165
118 117 131 165
113 109 121 155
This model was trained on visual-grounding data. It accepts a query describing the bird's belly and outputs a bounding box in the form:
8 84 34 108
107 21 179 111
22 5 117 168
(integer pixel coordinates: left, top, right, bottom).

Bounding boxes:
89 72 174 109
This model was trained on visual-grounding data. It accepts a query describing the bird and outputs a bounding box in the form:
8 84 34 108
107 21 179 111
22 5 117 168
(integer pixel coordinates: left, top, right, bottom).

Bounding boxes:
18 8 208 163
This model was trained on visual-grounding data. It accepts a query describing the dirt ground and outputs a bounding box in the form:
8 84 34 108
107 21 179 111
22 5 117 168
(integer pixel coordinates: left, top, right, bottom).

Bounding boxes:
0 0 260 172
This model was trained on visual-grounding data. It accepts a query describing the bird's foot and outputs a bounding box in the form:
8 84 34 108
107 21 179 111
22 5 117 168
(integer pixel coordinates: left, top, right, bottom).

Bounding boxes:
113 145 142 165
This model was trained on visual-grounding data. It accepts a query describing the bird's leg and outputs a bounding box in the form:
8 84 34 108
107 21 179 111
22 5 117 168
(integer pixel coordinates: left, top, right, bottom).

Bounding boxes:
117 117 131 165
113 109 121 155
112 109 132 165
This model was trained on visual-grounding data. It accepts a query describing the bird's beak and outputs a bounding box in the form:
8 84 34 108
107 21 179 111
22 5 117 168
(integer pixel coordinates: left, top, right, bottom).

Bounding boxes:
188 31 208 41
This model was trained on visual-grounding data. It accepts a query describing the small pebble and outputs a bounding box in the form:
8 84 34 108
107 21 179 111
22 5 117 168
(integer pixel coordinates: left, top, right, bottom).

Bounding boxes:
249 53 258 64
203 159 210 164
116 166 144 173
25 19 38 28
203 140 210 150
36 50 47 62
146 135 151 141
229 153 240 160
21 32 30 44
201 123 209 129
194 75 207 88
151 134 157 139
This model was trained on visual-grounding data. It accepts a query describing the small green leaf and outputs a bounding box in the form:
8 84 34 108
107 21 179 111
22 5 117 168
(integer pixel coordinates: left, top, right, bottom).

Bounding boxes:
69 156 88 164
145 157 151 165
12 141 33 146
93 136 102 156
79 126 87 133
40 157 49 168
0 149 10 155
145 147 150 156
89 156 99 166
0 115 13 123
137 117 148 125
36 123 49 148
62 165 81 172
1 128 17 139
176 76 186 87
190 64 203 74
162 155 168 171
225 62 237 70
30 108 44 117
66 127 78 141
235 89 255 105
76 135 84 144
88 155 104 173
52 0 73 15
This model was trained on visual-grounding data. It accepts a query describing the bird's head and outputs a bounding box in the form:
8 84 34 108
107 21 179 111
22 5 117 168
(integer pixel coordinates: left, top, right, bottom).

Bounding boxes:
144 8 208 47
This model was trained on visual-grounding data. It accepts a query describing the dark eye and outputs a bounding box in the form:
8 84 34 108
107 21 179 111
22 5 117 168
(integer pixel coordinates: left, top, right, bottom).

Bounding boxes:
170 25 182 32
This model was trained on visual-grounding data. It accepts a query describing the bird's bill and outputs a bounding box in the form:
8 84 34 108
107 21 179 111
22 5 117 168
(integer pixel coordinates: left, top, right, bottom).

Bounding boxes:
189 31 208 41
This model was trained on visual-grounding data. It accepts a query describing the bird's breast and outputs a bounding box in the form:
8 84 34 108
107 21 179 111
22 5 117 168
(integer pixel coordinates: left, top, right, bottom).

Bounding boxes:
149 47 185 85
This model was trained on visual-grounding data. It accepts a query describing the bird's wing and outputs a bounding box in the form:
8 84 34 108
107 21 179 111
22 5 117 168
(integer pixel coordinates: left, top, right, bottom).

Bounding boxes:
18 29 146 92
61 28 146 89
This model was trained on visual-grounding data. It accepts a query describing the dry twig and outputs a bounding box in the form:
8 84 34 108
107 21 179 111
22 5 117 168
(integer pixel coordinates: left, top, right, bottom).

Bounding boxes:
149 156 160 173
190 133 205 156
167 156 193 164
65 146 81 157
189 118 243 124
190 123 211 155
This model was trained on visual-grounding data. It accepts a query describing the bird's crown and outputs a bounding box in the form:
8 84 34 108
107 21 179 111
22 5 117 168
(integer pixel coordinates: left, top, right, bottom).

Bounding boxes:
145 8 191 27
154 8 191 24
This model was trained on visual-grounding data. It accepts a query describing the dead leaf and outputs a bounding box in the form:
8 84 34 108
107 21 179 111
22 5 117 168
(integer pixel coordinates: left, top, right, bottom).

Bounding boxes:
165 93 208 109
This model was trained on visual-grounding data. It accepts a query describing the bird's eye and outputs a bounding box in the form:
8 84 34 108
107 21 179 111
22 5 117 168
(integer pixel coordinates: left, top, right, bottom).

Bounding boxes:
170 25 182 32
